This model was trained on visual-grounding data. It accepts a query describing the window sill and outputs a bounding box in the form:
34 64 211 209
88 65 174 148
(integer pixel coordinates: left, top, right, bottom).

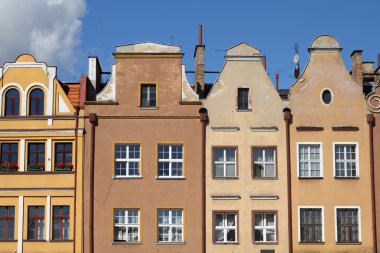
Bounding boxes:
299 242 325 245
298 177 323 180
113 176 143 180
252 177 278 180
214 241 239 245
112 241 142 245
236 109 252 112
138 107 159 110
0 240 17 242
212 177 239 180
334 176 359 180
25 240 47 242
156 176 186 180
49 240 74 243
155 241 186 245
336 242 362 245
253 241 279 245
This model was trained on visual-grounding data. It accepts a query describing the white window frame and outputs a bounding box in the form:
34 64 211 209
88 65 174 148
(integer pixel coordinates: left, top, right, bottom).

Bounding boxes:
297 142 323 178
113 209 140 242
334 206 361 243
157 209 184 242
157 144 184 178
253 212 277 243
333 142 359 178
213 147 237 178
298 206 325 242
253 147 276 178
214 212 238 243
114 144 141 178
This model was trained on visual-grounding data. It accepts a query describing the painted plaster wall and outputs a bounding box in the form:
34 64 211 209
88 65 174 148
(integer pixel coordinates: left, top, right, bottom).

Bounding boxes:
204 43 288 253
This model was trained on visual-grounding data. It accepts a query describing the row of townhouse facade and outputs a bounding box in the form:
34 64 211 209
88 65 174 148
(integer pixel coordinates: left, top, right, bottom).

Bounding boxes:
0 33 380 253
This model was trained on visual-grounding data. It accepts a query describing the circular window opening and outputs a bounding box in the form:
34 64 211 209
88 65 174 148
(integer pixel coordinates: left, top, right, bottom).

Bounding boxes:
321 89 332 105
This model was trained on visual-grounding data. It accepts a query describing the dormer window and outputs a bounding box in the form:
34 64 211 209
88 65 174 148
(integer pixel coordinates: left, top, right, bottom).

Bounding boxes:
29 89 44 115
140 84 157 108
237 88 249 110
5 89 20 116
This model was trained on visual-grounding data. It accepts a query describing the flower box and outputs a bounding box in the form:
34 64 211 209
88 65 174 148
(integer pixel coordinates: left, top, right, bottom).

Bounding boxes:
0 163 19 172
54 163 73 171
28 164 45 171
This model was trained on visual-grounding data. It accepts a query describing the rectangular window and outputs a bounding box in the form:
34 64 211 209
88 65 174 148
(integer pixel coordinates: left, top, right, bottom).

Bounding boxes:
157 209 183 242
237 88 249 110
0 206 15 240
52 206 70 240
158 144 183 177
0 143 18 171
334 144 358 177
54 143 73 171
140 84 157 108
114 209 140 242
299 208 323 242
27 206 45 240
298 143 322 177
253 147 276 178
253 212 276 243
115 144 141 177
213 147 237 178
28 143 45 171
336 208 360 243
214 212 238 243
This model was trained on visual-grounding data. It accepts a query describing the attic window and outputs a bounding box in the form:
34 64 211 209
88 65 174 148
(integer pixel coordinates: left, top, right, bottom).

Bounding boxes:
237 88 249 110
321 89 332 105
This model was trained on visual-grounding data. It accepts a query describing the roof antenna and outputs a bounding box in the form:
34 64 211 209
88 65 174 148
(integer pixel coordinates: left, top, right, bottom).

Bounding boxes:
97 18 102 57
170 35 174 45
293 43 300 79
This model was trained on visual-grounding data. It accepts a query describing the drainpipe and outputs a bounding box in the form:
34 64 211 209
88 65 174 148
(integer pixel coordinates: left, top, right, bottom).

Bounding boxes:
89 113 98 253
367 114 377 253
73 106 79 253
284 108 293 253
199 108 208 253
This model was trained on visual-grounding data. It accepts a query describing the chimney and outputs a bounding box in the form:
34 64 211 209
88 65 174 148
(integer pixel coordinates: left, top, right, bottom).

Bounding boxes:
351 50 363 86
88 57 102 100
276 73 279 91
194 25 205 98
262 55 267 70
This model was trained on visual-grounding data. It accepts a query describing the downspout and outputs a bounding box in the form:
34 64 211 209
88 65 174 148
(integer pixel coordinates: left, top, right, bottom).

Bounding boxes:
73 106 79 253
367 114 377 253
284 108 293 253
88 113 98 253
199 108 208 253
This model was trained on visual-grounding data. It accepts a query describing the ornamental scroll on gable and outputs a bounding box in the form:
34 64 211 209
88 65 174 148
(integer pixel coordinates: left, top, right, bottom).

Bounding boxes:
366 86 380 113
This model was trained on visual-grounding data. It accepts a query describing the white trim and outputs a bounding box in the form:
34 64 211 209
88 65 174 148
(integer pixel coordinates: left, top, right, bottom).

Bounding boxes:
46 196 51 241
298 206 325 242
0 188 74 192
296 142 323 178
250 195 279 200
0 129 84 134
24 83 48 116
332 142 359 178
320 88 334 106
0 83 24 116
334 206 361 242
46 139 52 172
211 127 240 132
20 139 25 172
250 127 278 132
211 195 241 200
47 67 56 117
17 196 24 253
3 62 48 75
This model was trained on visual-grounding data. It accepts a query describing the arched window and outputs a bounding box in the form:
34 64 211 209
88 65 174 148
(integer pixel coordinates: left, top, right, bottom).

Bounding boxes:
5 89 20 116
29 89 44 115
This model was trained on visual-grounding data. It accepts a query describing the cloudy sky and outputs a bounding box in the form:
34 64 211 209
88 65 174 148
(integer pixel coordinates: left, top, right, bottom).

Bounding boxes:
0 0 379 88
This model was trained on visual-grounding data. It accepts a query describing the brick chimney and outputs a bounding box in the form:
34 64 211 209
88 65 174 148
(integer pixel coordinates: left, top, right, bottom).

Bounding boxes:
194 25 205 98
351 50 363 86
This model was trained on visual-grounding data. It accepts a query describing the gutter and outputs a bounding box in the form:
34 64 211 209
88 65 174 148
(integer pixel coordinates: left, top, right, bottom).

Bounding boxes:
284 108 293 253
199 108 208 253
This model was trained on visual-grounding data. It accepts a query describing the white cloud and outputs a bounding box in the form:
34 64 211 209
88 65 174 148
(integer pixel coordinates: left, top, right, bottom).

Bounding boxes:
0 0 86 75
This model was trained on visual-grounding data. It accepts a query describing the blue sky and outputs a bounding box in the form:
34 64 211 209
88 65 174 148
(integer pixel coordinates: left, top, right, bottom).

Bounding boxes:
1 0 379 89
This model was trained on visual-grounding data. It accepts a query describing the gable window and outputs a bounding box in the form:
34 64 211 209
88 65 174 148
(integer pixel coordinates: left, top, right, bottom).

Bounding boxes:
298 143 322 178
140 84 156 108
29 89 44 115
334 143 358 178
0 143 18 171
5 89 20 116
55 143 73 171
213 212 238 243
253 147 276 178
28 143 45 171
336 207 360 243
27 206 45 240
52 206 70 240
253 212 277 243
0 206 15 240
158 144 183 177
299 207 323 242
115 144 141 177
237 88 249 110
157 209 183 242
213 147 237 178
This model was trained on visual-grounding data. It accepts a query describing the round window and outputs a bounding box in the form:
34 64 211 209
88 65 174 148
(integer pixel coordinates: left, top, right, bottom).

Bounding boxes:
321 89 332 105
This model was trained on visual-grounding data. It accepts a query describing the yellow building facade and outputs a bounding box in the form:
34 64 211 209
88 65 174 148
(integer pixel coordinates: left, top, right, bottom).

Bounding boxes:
0 55 84 253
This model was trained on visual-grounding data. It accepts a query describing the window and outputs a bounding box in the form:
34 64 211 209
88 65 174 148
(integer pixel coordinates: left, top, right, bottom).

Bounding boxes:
114 209 140 242
253 147 276 178
237 88 249 110
115 144 141 177
298 143 322 177
0 143 18 171
253 212 276 243
213 212 238 243
140 84 156 108
55 143 73 171
53 206 70 240
213 147 237 178
28 143 45 171
321 89 332 105
157 209 183 242
158 144 183 177
29 89 44 115
336 208 360 243
5 89 20 116
299 207 323 242
27 206 45 240
0 206 15 240
334 144 358 177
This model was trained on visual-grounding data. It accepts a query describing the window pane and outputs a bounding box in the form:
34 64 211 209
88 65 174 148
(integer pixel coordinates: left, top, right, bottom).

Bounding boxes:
225 149 235 162
254 164 264 177
214 164 224 177
226 229 236 241
114 226 126 241
265 164 275 177
226 164 236 177
215 214 224 226
214 149 224 162
215 229 224 242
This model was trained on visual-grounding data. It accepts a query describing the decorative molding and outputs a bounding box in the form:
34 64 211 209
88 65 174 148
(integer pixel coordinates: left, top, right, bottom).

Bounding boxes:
0 188 74 192
250 126 278 132
211 127 240 132
332 126 359 131
250 195 279 200
211 194 241 200
366 92 380 113
17 196 24 253
46 196 51 241
296 126 324 131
